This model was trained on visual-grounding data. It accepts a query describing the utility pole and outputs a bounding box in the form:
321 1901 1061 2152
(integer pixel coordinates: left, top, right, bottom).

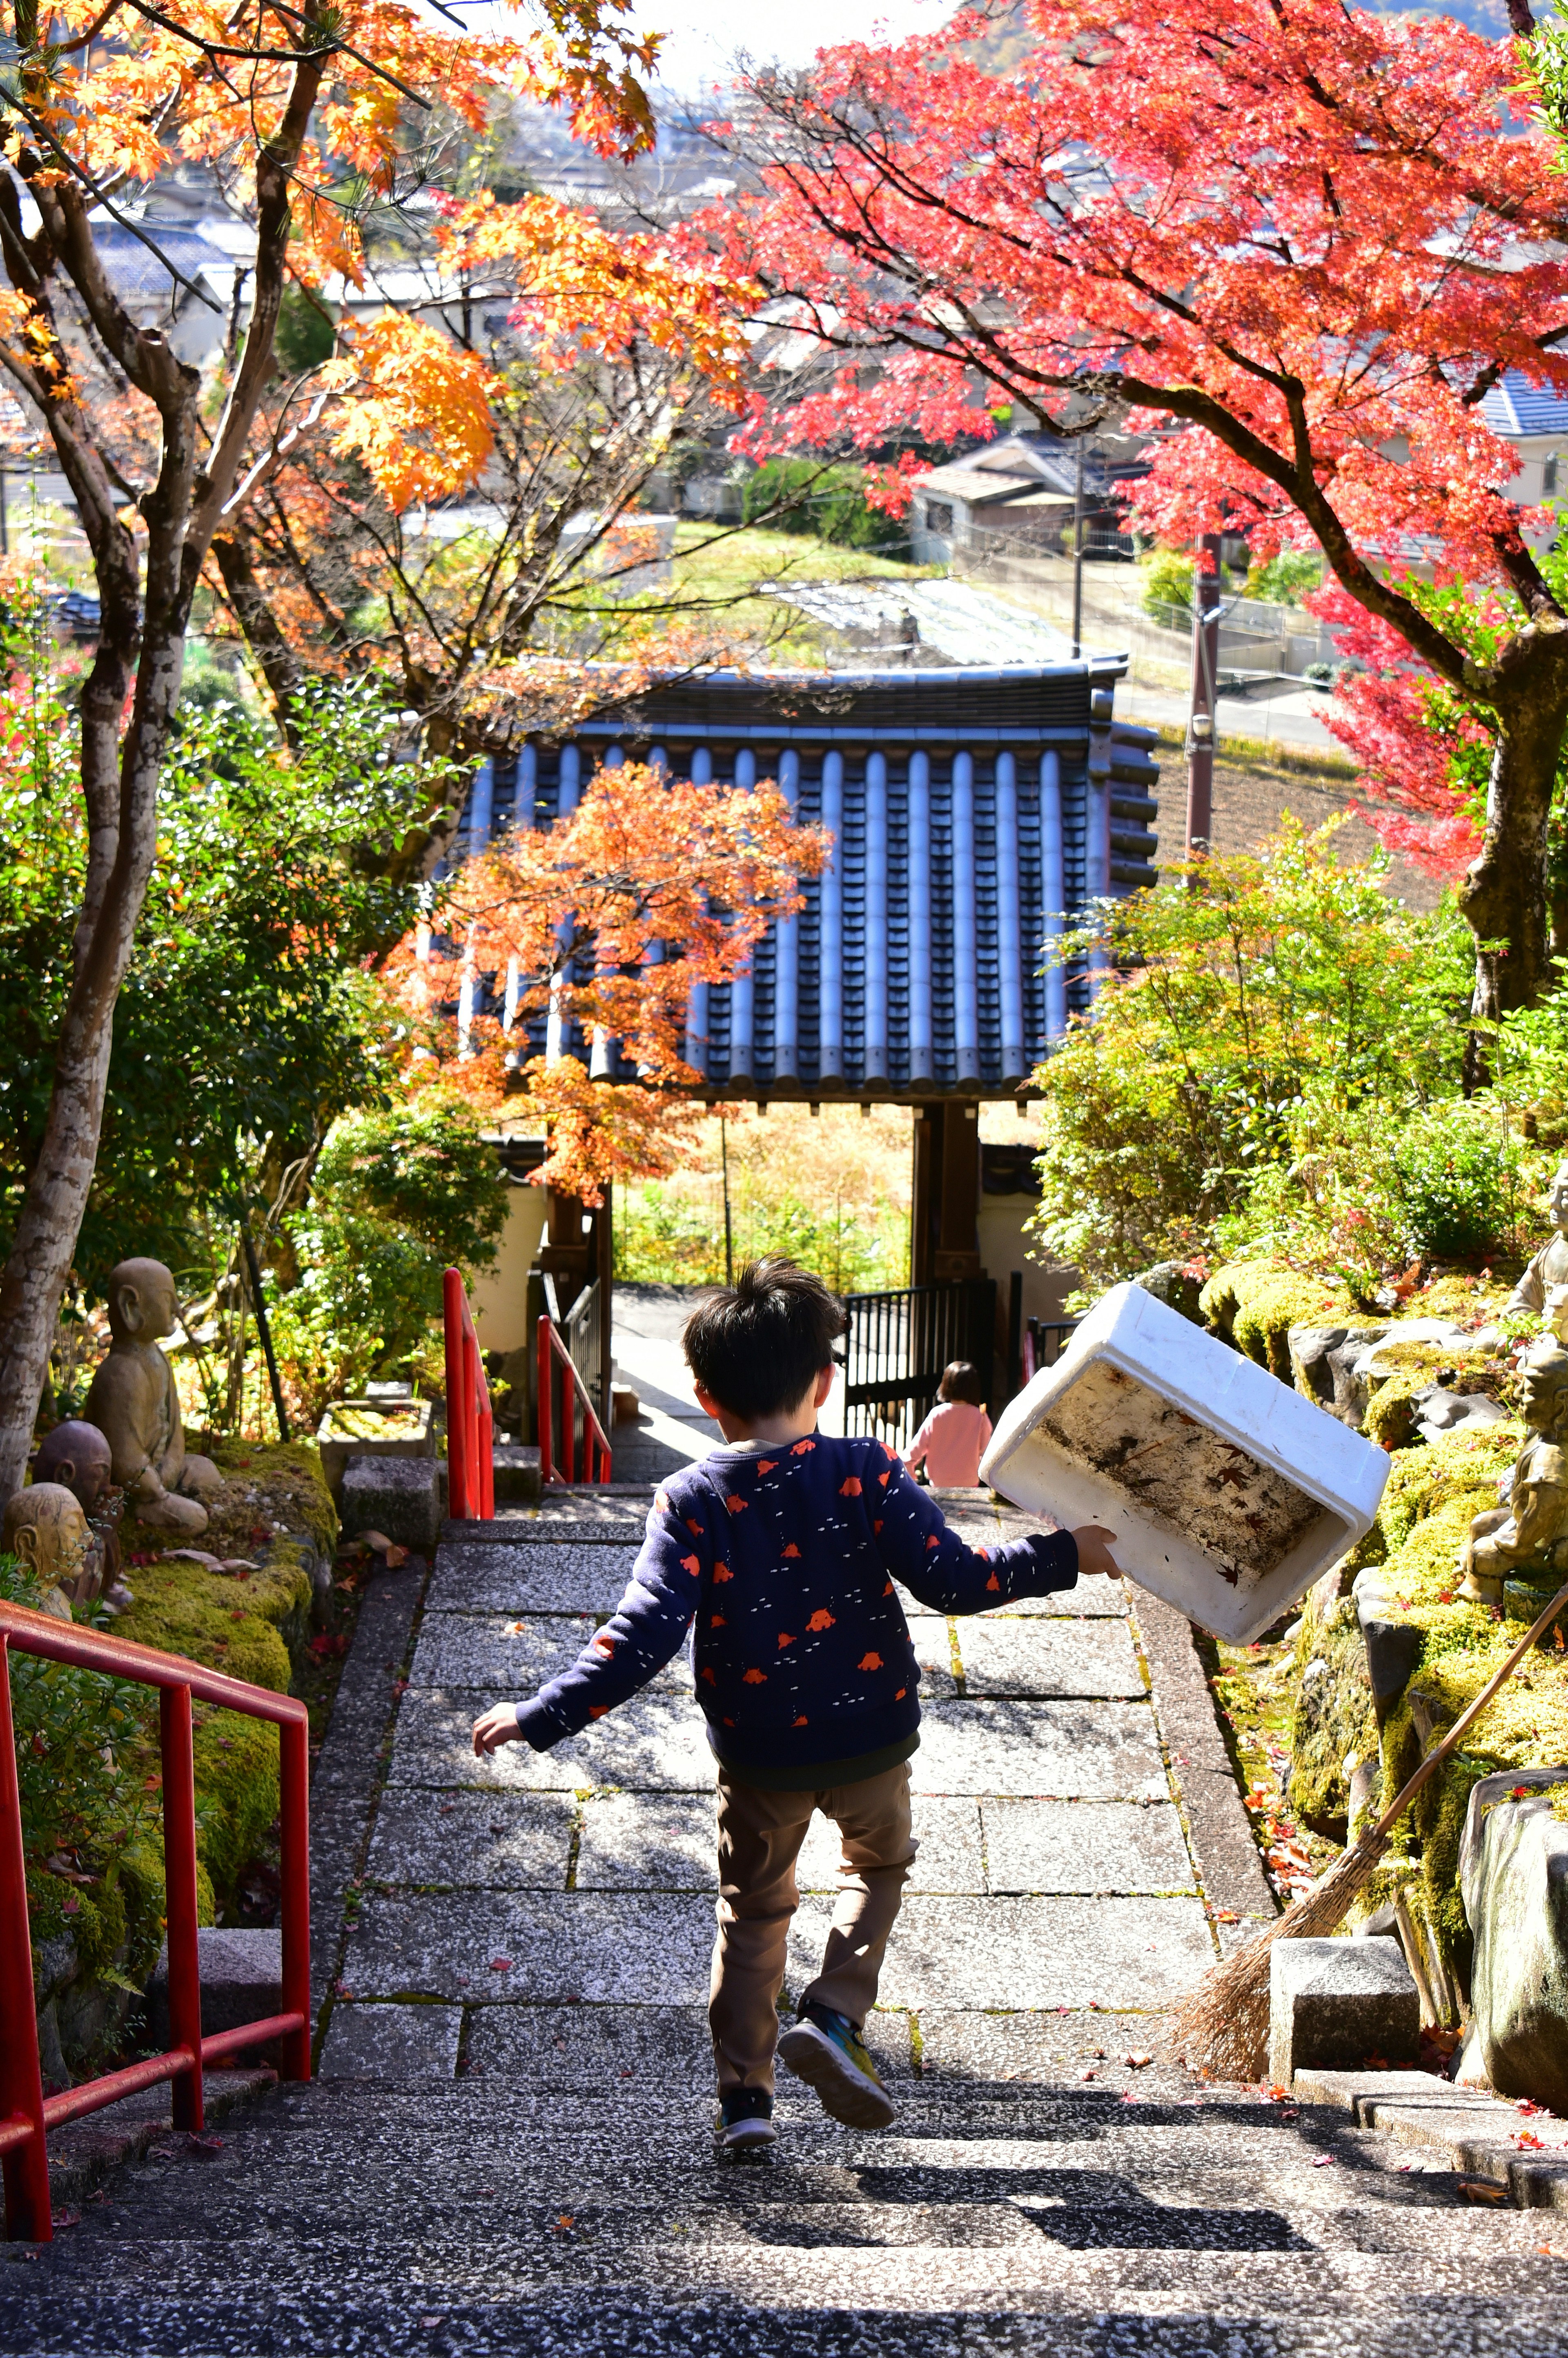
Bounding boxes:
1070 436 1086 657
1185 530 1223 871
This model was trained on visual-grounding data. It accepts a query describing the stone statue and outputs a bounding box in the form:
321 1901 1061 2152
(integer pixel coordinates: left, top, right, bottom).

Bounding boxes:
33 1420 131 1612
1506 1163 1568 1340
3 1484 92 1621
1461 1338 1568 1605
82 1259 224 1536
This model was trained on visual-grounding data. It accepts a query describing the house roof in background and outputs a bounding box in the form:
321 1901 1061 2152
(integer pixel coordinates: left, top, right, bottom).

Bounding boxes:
1482 371 1568 440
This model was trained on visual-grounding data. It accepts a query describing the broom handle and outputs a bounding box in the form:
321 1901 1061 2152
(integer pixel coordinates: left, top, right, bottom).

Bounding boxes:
1365 1576 1568 1845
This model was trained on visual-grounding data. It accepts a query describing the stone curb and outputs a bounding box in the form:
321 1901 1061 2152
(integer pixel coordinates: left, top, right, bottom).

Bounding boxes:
42 2066 276 2217
1292 2066 1568 2206
1128 1590 1278 1941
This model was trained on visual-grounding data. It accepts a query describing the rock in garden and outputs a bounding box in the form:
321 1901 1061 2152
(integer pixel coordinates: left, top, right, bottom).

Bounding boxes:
1287 1324 1391 1427
1459 1767 1568 2111
1268 1936 1421 2086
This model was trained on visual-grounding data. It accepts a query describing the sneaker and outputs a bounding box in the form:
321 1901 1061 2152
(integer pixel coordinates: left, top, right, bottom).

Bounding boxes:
714 2087 777 2157
777 2003 896 2130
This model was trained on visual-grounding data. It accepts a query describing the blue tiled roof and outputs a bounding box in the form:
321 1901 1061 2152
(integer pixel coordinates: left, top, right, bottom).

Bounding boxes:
96 221 228 307
1482 370 1568 439
461 662 1160 1099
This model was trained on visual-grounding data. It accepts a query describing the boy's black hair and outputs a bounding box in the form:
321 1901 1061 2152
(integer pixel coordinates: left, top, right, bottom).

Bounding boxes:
938 1360 984 1406
683 1257 848 1423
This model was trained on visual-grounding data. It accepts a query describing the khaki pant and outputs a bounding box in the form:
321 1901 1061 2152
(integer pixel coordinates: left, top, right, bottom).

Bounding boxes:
709 1761 916 2093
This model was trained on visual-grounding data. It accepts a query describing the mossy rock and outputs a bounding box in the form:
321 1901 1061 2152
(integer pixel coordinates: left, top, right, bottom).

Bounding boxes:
190 1708 280 1901
1371 1422 1519 1562
1364 1371 1425 1451
1288 1591 1376 1837
1199 1262 1354 1381
114 1561 296 1694
205 1438 338 1565
111 1549 300 1919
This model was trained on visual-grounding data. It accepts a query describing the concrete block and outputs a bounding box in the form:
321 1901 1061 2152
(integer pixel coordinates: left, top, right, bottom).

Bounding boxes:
1459 1766 1568 2110
341 1453 441 1551
146 1926 281 2053
493 1444 541 1504
983 1282 1389 1643
1270 1935 1421 2087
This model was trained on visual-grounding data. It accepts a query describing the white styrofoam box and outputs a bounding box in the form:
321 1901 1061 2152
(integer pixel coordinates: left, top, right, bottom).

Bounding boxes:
980 1283 1390 1643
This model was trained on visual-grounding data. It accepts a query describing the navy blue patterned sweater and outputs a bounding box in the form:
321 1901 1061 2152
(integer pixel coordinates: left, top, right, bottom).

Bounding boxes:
512 1432 1078 1776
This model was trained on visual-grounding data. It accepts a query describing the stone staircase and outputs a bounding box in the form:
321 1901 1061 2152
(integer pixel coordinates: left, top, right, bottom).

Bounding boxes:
4 1498 1564 2355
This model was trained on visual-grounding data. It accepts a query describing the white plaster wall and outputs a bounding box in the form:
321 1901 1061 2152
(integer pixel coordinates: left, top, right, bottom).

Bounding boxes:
976 1195 1078 1326
469 1182 548 1354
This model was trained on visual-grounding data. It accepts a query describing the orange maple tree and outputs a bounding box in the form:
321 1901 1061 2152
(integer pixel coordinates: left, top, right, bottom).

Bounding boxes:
0 0 748 1493
388 759 829 1203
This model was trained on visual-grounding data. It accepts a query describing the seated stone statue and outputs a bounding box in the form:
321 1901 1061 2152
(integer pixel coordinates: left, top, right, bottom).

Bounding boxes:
1461 1337 1568 1604
33 1420 130 1612
3 1484 92 1621
1506 1163 1568 1342
83 1259 224 1536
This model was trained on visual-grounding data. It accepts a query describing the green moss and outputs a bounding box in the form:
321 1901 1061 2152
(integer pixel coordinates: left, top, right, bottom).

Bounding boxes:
1365 1371 1425 1451
191 1710 280 1899
1289 1596 1376 1835
116 1562 294 1693
206 1437 338 1562
1199 1261 1353 1379
1372 1422 1519 1559
113 1550 298 1917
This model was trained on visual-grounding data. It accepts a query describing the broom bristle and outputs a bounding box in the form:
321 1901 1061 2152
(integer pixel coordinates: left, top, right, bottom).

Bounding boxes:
1171 1833 1388 2083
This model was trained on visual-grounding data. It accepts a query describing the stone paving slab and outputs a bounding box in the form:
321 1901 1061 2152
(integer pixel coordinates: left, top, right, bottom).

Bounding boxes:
464 2002 715 2090
341 1891 716 2003
319 2001 462 2078
911 1699 1167 1799
387 1689 716 1794
366 1790 575 1889
410 1611 693 1695
571 1790 987 1894
982 1800 1196 1894
957 1617 1145 1699
428 1545 637 1615
872 1897 1216 2010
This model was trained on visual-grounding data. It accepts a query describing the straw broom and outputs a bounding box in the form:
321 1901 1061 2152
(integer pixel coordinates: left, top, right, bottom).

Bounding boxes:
1171 1575 1568 2083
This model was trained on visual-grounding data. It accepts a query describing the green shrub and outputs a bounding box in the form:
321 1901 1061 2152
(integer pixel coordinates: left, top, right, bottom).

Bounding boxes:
1138 548 1194 623
742 457 907 552
1388 1102 1524 1260
1029 820 1472 1288
1243 550 1323 606
267 1095 508 1422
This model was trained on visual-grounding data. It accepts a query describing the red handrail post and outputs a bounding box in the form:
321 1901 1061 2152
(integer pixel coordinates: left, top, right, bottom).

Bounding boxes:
0 1635 51 2242
160 1684 204 2133
537 1311 555 1486
443 1267 470 1520
278 1716 311 2082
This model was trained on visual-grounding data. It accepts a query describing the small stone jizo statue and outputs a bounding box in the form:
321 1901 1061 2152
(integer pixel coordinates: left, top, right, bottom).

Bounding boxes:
83 1258 225 1535
1506 1163 1568 1342
3 1484 93 1621
1461 1337 1568 1605
33 1419 131 1612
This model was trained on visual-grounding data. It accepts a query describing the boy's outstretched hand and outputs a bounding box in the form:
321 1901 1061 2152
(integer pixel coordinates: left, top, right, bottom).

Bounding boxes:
1070 1525 1123 1580
472 1704 522 1757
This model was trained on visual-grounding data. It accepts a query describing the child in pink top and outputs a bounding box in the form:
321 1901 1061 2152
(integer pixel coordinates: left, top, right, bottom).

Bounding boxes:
904 1362 992 1488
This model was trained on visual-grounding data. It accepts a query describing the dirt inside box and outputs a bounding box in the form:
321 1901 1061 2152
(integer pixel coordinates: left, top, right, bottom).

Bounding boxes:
1040 1360 1323 1589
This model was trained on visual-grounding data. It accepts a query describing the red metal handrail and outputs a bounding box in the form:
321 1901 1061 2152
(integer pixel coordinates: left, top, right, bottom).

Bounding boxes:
0 1602 310 2243
537 1311 612 1485
443 1266 494 1521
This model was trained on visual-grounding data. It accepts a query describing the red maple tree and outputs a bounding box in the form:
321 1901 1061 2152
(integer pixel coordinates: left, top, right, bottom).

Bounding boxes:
694 0 1568 1050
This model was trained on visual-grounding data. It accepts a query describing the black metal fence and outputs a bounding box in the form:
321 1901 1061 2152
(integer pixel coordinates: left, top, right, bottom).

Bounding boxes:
1024 1315 1080 1381
840 1279 997 1451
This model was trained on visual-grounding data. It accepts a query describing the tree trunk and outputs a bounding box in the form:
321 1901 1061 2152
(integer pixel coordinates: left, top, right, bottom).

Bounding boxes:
1457 641 1568 1086
0 506 198 1498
